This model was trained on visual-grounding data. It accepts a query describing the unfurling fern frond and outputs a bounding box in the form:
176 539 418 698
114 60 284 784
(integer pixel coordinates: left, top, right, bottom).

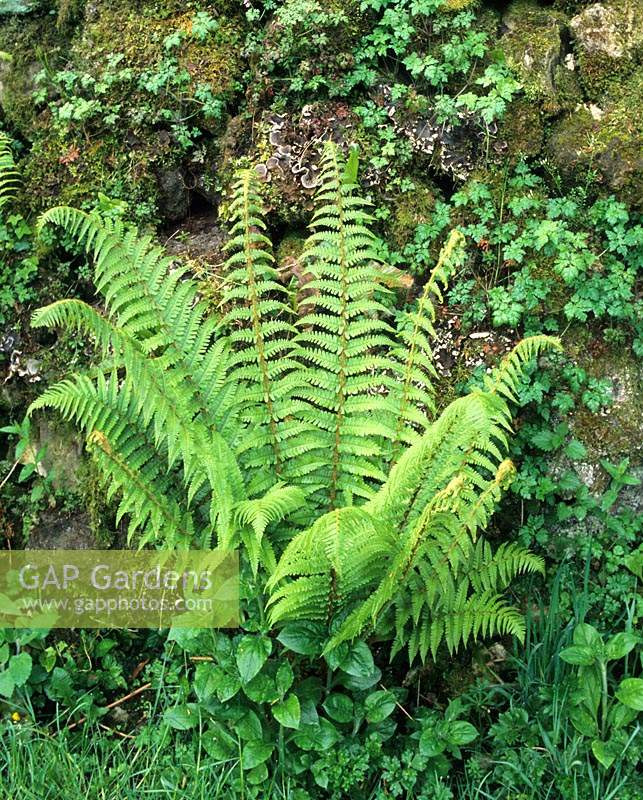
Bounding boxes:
0 134 20 211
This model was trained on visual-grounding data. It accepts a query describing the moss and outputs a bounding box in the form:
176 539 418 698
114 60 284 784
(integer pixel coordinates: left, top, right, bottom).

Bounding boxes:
569 0 643 102
441 0 479 10
0 7 66 136
499 1 582 115
496 97 545 162
567 342 643 462
546 68 643 207
22 132 160 222
387 181 439 250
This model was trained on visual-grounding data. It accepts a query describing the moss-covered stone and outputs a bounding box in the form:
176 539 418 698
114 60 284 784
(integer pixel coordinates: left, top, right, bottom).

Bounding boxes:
495 96 545 161
13 1 245 223
500 1 582 115
0 6 66 136
387 180 440 250
546 68 643 207
570 0 643 101
568 342 643 464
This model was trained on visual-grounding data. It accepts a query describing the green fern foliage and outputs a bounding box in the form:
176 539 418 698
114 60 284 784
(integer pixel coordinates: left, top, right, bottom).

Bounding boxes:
29 141 561 663
291 142 401 507
0 133 20 211
220 170 307 495
389 229 465 454
267 335 560 662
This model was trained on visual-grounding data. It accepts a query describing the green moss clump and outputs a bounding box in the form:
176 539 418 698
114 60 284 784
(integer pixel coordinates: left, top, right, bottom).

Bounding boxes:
569 0 643 102
0 8 66 136
500 1 582 115
387 181 439 250
496 97 544 162
546 68 643 208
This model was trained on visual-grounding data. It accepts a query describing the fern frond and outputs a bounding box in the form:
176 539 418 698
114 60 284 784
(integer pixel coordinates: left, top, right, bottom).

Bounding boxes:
30 296 244 542
0 134 20 211
389 229 466 453
292 142 400 507
37 207 236 439
233 482 305 574
220 170 307 493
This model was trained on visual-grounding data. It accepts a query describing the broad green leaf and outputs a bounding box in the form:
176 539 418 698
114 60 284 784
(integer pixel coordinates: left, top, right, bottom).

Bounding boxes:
591 739 616 769
605 632 638 662
275 662 294 698
616 678 643 711
202 722 237 760
559 645 595 666
277 622 325 656
338 641 375 678
322 693 354 724
0 671 15 698
364 689 396 723
272 693 301 729
573 623 602 653
163 704 199 730
569 705 599 738
236 635 272 683
448 720 478 746
242 740 273 770
8 652 32 687
193 662 218 701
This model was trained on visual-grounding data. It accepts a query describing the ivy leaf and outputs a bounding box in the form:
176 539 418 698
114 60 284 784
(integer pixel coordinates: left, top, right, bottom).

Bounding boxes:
272 693 301 729
236 635 272 684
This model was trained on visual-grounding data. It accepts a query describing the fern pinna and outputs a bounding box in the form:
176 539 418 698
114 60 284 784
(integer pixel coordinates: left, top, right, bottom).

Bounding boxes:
30 141 561 662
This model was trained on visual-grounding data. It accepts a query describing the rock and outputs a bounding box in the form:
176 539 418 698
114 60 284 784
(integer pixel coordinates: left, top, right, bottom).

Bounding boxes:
163 215 227 266
500 1 582 114
569 348 643 464
570 0 643 97
30 417 85 492
547 72 643 208
156 167 190 223
26 511 97 550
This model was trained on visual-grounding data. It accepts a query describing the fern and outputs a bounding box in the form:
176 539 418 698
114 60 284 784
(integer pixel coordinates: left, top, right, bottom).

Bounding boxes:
291 142 401 507
29 141 561 663
267 336 560 662
0 134 20 211
389 229 465 454
220 171 309 497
